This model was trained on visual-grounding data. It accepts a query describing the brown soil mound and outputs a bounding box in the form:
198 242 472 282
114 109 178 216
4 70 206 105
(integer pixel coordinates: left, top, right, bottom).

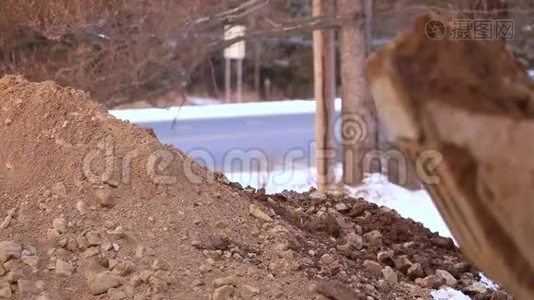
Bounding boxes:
0 75 507 299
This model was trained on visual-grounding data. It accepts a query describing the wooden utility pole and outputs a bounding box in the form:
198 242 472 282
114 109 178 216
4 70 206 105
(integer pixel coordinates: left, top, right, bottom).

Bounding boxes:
338 0 377 185
313 0 337 191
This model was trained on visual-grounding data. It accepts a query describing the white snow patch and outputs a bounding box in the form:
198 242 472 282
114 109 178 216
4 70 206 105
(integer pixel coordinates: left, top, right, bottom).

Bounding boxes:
479 273 499 290
111 98 342 123
225 166 315 194
188 97 222 106
431 287 470 300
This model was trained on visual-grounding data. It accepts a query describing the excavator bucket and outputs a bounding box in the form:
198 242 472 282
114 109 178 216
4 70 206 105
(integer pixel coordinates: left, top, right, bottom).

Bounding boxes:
367 15 534 299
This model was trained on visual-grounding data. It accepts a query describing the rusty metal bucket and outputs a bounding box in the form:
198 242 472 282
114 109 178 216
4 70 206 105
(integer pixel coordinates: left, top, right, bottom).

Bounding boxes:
367 15 534 299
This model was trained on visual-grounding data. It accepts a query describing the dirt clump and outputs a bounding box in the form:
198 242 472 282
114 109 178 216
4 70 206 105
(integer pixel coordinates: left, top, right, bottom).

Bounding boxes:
0 75 510 299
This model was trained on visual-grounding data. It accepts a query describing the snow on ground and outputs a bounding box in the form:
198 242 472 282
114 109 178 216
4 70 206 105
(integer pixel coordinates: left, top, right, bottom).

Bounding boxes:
431 288 471 300
111 98 342 123
225 167 485 300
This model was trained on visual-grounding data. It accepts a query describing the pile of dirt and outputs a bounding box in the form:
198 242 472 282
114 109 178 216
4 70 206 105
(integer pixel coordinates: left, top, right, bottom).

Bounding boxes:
0 75 509 299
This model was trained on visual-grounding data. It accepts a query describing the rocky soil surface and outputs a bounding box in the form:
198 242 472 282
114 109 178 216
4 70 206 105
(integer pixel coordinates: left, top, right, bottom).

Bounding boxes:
0 75 512 299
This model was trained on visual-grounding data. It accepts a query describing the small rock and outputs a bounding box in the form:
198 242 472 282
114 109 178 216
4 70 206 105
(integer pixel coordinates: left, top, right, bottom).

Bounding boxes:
6 270 23 283
130 275 143 287
377 250 395 266
490 290 512 300
463 282 488 295
154 270 172 284
435 269 457 287
309 191 327 202
0 216 11 229
83 247 100 259
86 231 101 246
363 230 383 246
94 187 116 208
363 260 383 276
3 259 19 272
55 259 74 276
382 266 398 284
212 285 237 300
6 209 15 217
34 281 45 294
240 285 260 299
320 253 335 265
108 226 127 239
148 276 167 293
76 201 86 215
431 236 455 250
394 255 413 274
213 276 238 287
403 241 415 248
199 264 212 273
21 254 39 268
0 241 22 262
346 232 363 250
334 203 349 212
377 279 393 293
0 281 11 298
107 288 127 300
312 280 361 300
139 270 153 282
249 205 273 222
113 261 134 276
17 279 33 296
52 217 67 233
273 243 288 252
101 241 113 251
108 259 118 270
407 263 425 280
59 238 68 248
151 259 170 271
62 239 75 253
415 275 445 289
453 262 471 274
133 294 148 300
76 235 89 250
87 271 122 295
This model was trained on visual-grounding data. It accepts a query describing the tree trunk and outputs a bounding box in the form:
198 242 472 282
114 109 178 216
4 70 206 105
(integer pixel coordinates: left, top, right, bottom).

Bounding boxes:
469 0 509 45
313 0 337 191
338 0 378 186
469 0 508 19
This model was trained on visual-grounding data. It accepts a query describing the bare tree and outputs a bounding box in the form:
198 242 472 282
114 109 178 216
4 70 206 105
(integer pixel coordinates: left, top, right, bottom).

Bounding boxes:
313 0 337 191
338 0 378 186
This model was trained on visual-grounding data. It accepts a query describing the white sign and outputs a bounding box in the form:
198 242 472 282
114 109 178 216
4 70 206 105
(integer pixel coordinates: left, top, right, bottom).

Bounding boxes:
224 25 246 60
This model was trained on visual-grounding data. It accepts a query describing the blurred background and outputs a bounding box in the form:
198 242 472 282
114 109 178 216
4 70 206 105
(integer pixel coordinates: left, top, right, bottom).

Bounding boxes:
1 0 533 108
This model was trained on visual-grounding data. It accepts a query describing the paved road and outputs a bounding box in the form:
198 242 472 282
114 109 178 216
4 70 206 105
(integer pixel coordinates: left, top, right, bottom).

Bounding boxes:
111 100 342 172
111 71 534 172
